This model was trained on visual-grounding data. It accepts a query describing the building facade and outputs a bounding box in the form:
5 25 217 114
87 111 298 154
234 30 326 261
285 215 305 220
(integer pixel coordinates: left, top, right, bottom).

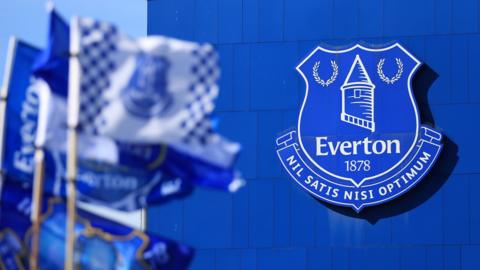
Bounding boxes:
147 0 480 269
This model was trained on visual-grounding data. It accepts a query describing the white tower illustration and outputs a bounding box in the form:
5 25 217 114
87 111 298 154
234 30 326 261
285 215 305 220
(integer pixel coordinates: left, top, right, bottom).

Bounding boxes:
340 55 376 132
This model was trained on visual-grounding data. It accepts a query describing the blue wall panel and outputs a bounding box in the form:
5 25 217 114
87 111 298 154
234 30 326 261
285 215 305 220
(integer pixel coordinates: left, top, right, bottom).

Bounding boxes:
194 0 218 42
290 186 316 247
218 0 242 43
451 36 469 103
470 175 480 244
426 247 443 270
333 0 358 39
273 178 290 247
147 0 480 268
215 250 242 270
401 247 427 270
462 246 480 270
248 179 274 247
189 250 216 270
452 0 477 33
435 0 452 34
444 247 462 269
468 36 480 103
232 45 251 110
243 0 258 43
250 43 298 110
231 183 249 248
285 0 333 41
147 0 195 40
306 248 332 270
183 190 232 248
443 175 470 244
358 0 383 37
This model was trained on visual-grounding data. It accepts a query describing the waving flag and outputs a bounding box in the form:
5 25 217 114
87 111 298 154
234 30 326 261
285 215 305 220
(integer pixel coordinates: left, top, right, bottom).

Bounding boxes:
2 10 243 211
1 37 195 210
1 39 42 183
34 11 244 191
39 12 241 172
0 179 194 269
71 17 219 145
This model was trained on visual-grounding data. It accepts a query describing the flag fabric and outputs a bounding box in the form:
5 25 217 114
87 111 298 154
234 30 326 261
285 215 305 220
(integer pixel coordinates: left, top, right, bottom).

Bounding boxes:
1 37 195 210
31 4 70 98
2 11 244 211
39 12 241 171
1 40 42 183
71 17 218 145
34 11 244 196
0 178 194 269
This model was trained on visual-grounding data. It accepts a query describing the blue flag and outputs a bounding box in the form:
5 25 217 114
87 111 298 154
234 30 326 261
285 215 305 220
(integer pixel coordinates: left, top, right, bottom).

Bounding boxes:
0 178 194 269
2 36 193 210
2 40 41 183
29 9 244 210
2 27 241 211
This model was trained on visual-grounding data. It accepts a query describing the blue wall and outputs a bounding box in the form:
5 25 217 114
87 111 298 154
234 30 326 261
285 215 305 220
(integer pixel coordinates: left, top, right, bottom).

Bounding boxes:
147 0 480 269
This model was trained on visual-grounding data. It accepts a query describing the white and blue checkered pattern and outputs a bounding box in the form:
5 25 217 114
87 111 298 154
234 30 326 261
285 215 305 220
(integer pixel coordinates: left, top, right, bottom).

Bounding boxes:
77 19 118 134
75 17 220 147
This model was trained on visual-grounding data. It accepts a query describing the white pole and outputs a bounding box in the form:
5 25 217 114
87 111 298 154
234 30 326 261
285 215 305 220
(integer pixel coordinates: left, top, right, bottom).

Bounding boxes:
65 16 80 270
140 208 147 231
30 149 45 270
0 37 17 175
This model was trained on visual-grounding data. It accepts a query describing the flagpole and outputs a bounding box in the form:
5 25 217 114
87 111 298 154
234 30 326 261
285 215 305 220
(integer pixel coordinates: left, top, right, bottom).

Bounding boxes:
29 149 45 270
30 3 63 268
0 37 17 185
140 208 147 231
65 129 77 270
0 37 46 270
65 16 80 270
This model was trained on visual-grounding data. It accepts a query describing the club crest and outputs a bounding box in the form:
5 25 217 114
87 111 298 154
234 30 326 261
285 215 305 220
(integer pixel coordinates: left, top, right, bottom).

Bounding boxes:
122 53 173 118
276 43 443 211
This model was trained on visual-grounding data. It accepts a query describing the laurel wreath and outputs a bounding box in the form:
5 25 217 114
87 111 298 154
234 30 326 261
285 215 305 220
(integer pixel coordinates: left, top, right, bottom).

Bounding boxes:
377 58 403 84
312 60 339 87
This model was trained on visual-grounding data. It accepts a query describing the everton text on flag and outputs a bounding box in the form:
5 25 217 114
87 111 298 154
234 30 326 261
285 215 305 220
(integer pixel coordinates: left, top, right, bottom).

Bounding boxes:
0 178 194 269
1 11 244 211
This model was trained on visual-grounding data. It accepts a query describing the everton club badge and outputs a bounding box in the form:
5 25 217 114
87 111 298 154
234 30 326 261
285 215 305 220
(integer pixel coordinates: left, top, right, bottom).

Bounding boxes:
276 43 443 212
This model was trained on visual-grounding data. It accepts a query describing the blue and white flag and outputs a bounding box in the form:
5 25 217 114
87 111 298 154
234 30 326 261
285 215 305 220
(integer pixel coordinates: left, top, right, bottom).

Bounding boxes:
1 11 243 211
1 39 42 183
40 14 241 172
0 179 194 269
70 17 219 145
0 37 196 210
34 10 244 191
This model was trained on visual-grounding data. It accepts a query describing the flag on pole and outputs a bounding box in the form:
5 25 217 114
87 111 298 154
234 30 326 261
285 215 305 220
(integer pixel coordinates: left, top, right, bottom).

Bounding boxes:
0 178 194 269
0 36 196 209
1 39 42 183
71 17 219 145
1 37 196 210
37 11 241 171
30 9 244 209
1 11 244 211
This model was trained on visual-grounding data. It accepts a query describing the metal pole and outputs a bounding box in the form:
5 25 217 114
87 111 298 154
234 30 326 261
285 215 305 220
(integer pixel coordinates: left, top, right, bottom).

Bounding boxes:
29 149 45 270
65 16 80 270
0 38 34 266
0 37 17 172
30 3 56 265
64 129 77 270
140 208 147 231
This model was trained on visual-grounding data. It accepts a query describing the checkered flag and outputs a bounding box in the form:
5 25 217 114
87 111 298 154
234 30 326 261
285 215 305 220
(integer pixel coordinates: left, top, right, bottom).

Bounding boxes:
31 10 245 213
73 18 220 144
76 20 118 134
68 17 239 170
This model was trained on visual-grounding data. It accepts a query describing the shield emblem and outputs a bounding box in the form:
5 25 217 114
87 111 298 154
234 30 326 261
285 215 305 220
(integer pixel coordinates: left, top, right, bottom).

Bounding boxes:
296 44 421 187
